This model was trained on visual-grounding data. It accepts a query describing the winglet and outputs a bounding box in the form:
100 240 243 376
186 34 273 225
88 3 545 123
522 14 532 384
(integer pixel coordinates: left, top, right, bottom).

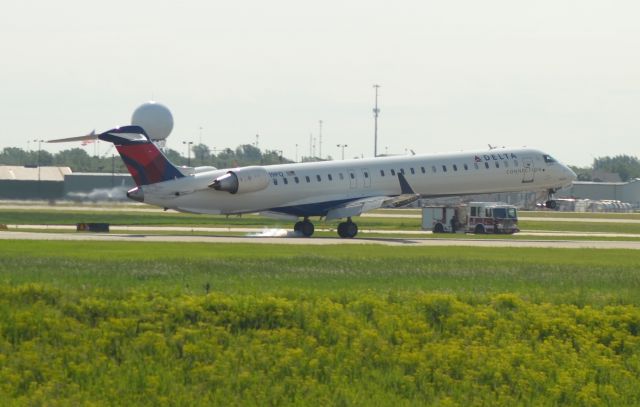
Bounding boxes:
398 173 415 194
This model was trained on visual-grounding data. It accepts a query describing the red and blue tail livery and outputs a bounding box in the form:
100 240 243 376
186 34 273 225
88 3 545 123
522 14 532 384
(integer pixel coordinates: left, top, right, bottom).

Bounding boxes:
98 126 184 186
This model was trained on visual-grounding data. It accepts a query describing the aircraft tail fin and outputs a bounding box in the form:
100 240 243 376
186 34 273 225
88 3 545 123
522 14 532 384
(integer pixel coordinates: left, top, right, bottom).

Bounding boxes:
98 126 184 186
49 126 184 186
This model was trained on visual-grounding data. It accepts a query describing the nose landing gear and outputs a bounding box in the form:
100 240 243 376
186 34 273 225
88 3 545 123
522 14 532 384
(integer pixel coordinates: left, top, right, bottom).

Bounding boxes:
545 189 558 209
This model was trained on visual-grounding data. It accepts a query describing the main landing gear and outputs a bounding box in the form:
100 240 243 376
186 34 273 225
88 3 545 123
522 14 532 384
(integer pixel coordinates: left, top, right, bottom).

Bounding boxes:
294 218 315 237
292 217 359 238
337 218 358 238
545 189 558 209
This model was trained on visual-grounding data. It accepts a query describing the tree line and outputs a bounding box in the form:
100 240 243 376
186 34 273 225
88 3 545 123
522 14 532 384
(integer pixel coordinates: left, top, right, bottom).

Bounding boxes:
570 154 640 182
0 143 294 173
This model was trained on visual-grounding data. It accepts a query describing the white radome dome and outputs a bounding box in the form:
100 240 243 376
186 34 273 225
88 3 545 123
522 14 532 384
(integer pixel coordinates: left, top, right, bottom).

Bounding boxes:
131 101 174 141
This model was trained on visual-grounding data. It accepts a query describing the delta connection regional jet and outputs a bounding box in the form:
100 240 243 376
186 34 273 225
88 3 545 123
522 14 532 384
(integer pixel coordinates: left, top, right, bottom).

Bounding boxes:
49 126 576 238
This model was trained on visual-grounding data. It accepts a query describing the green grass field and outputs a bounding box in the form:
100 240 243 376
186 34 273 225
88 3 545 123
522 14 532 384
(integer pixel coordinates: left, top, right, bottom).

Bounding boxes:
1 241 639 302
1 241 640 405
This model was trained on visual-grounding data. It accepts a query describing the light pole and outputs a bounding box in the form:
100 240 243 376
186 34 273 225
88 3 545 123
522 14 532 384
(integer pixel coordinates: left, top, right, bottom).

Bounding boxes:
182 141 193 166
111 154 115 187
318 120 323 159
295 143 299 162
373 84 380 157
33 139 43 197
336 144 348 160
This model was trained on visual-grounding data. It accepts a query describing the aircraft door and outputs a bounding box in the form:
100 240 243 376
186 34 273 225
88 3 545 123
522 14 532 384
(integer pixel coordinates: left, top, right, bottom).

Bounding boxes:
522 157 534 183
361 168 371 188
348 168 357 189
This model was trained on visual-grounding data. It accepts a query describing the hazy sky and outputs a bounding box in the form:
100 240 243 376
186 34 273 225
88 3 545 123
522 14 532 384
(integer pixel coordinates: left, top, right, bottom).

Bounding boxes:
1 0 639 166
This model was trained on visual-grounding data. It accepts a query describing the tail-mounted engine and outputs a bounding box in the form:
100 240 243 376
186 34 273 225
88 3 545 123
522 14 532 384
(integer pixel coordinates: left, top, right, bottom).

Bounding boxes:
209 166 270 194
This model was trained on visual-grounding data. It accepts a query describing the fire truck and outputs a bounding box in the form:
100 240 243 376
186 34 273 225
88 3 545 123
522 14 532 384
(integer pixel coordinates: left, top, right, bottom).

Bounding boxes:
422 202 519 234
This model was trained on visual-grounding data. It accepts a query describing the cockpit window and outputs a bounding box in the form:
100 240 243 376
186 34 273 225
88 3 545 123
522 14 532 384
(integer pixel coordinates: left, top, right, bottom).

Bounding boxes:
543 154 556 164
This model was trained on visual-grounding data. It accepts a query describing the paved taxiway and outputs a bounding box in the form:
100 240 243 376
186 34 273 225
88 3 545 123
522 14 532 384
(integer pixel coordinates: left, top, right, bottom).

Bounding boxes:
2 230 640 249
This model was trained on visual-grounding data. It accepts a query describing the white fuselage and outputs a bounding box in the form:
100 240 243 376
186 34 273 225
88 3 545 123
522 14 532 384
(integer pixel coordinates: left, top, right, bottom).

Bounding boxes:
139 147 575 217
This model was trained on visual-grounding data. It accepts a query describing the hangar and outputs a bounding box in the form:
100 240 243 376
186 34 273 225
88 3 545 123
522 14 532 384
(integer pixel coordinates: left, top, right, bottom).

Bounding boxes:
0 165 71 200
0 165 133 200
562 179 640 208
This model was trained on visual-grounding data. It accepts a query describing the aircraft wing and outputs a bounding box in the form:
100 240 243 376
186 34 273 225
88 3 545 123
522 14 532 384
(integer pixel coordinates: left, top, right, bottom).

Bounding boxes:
325 173 419 221
325 194 419 221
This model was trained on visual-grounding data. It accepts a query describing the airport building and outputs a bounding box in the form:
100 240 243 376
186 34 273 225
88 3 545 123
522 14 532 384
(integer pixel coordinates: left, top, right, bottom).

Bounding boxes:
0 165 71 200
0 165 133 201
562 179 640 208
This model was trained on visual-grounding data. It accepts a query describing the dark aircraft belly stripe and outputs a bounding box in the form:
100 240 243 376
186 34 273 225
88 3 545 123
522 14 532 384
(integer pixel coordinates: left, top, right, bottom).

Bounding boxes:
269 197 370 217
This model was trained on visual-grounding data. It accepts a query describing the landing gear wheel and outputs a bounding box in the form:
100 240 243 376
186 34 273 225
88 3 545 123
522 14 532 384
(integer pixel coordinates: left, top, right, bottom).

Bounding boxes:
337 220 358 238
300 220 314 237
294 221 303 233
474 224 486 234
545 200 557 210
337 222 346 237
433 223 445 234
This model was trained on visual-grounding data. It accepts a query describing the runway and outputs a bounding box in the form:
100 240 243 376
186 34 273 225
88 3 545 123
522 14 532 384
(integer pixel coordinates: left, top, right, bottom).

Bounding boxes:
2 230 640 249
6 224 640 239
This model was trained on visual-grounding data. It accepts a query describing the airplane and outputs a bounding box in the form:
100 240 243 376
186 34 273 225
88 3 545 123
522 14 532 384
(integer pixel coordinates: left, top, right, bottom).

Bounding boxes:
49 126 577 238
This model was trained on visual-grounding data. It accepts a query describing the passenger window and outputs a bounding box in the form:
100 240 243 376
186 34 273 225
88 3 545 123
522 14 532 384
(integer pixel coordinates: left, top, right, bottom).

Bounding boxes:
350 173 355 179
410 168 415 174
432 165 437 173
495 162 500 168
273 179 278 185
380 169 385 176
421 166 426 174
464 163 468 170
305 176 310 183
316 175 321 182
400 168 405 175
294 176 299 183
442 165 447 172
283 178 288 184
484 162 490 169
328 174 333 181
453 164 458 171
391 169 396 176
364 172 369 178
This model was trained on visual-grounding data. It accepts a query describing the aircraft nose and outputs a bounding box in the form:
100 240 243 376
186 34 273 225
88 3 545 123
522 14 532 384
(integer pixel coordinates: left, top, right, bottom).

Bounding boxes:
566 166 577 181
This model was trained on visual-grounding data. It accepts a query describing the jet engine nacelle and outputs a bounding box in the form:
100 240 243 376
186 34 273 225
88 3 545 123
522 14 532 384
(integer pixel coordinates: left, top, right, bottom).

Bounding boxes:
209 166 270 194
